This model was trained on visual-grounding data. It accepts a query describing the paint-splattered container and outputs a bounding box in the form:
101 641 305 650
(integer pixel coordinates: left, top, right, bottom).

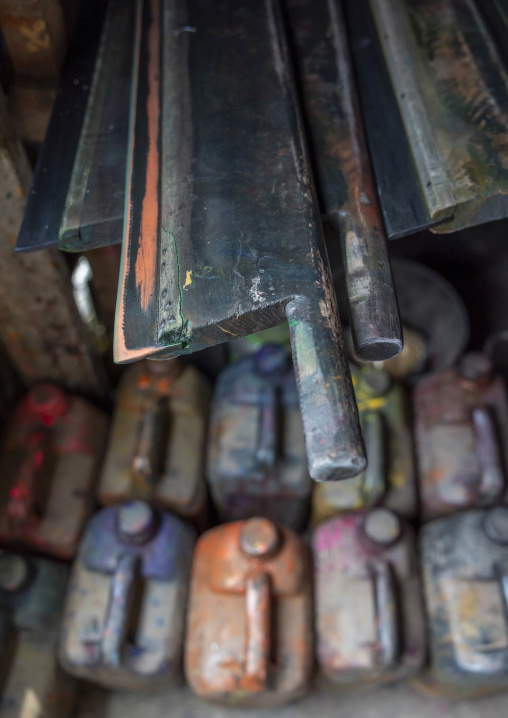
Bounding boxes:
416 507 508 698
207 345 312 531
414 353 508 521
312 367 416 524
185 517 313 706
0 551 76 717
0 384 107 560
312 509 425 687
58 501 196 690
98 359 211 529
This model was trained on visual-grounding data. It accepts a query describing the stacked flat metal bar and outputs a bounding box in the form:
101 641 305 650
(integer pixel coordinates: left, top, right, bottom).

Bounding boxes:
15 0 132 254
345 0 508 238
57 0 134 252
114 0 366 482
285 0 402 361
15 0 109 253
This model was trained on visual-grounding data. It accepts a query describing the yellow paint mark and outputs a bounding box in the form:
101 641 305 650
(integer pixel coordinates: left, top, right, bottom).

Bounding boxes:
218 326 236 336
357 397 387 412
183 270 193 289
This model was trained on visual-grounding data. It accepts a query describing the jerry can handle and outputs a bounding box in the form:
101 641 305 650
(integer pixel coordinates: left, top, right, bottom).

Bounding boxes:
472 407 505 502
255 388 277 469
371 560 398 667
101 554 138 667
362 410 386 502
286 296 366 481
243 571 271 691
132 398 168 487
7 430 47 526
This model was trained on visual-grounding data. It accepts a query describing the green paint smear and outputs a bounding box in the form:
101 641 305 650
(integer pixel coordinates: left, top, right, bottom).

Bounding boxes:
289 319 298 327
158 231 191 349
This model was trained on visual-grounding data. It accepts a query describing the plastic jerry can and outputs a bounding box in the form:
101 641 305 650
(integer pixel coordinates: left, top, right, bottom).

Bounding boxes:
416 507 508 698
0 384 108 559
99 359 211 529
312 367 416 524
414 352 508 521
207 345 312 531
312 508 425 688
185 517 313 706
58 501 196 690
0 551 75 718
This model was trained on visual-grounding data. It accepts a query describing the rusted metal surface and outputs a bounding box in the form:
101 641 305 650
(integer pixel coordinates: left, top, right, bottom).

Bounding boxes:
417 507 508 698
114 0 365 482
0 87 106 394
0 0 67 79
185 518 313 706
414 353 508 521
312 367 416 524
0 551 76 717
0 384 108 559
59 501 196 690
347 0 508 236
285 0 401 362
312 508 425 687
207 345 312 532
58 0 133 253
99 360 211 528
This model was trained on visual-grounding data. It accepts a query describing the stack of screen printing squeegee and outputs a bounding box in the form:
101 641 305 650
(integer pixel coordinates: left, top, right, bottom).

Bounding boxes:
15 0 508 486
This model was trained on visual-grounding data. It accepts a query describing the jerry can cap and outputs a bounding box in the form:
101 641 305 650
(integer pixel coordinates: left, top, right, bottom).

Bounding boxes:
362 508 401 546
0 553 29 592
240 518 280 559
484 506 508 545
26 384 69 423
254 344 288 376
117 501 156 544
458 352 493 386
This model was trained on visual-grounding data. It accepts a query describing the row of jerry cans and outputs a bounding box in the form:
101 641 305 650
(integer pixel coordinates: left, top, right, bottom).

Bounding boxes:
1 343 507 562
4 503 508 711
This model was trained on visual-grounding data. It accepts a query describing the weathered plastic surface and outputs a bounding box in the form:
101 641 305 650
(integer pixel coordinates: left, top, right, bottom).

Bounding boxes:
99 360 210 526
0 384 108 560
0 552 76 718
207 346 312 532
414 353 508 521
417 507 508 698
312 368 416 523
185 518 313 706
59 502 196 690
312 509 425 687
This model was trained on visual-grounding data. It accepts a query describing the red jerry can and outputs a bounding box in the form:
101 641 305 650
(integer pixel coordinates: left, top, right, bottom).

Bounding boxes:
416 507 508 698
312 509 425 688
99 359 211 529
58 501 196 690
414 352 508 521
185 518 313 706
0 384 107 559
0 552 76 718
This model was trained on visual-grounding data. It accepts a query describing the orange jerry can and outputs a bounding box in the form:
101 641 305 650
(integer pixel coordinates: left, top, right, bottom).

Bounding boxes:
185 518 313 706
0 552 76 717
312 367 416 524
312 509 425 688
0 384 107 560
58 501 196 690
416 507 508 698
414 352 508 521
98 359 211 527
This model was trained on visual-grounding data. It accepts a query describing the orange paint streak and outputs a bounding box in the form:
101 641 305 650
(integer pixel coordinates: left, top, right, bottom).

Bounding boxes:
135 0 160 312
114 0 160 363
